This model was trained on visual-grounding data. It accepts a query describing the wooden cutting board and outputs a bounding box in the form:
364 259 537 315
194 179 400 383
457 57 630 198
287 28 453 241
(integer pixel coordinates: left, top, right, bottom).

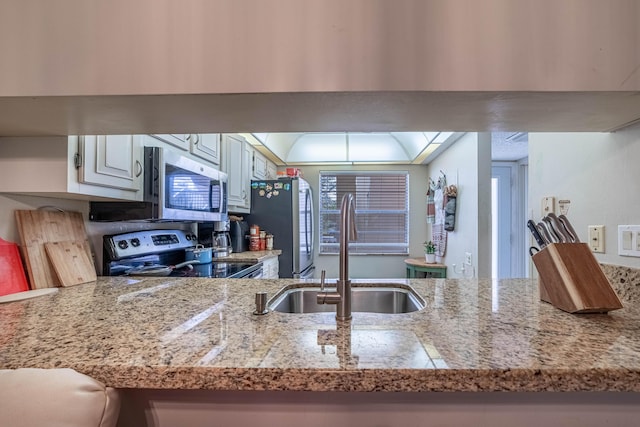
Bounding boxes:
45 241 97 286
15 210 93 289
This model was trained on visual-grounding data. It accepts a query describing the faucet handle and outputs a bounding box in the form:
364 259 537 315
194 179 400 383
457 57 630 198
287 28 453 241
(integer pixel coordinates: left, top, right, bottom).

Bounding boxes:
320 269 326 291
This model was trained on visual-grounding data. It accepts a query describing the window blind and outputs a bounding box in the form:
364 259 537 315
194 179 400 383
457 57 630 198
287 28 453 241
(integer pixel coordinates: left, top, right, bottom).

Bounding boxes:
319 171 409 255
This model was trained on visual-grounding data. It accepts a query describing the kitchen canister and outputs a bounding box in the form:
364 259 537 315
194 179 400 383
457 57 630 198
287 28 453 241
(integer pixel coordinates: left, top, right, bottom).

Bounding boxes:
249 235 260 251
266 234 273 250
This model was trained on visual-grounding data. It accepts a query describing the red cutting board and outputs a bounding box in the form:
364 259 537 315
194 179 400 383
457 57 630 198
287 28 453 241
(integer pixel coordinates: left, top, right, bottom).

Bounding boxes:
0 237 30 296
15 210 93 289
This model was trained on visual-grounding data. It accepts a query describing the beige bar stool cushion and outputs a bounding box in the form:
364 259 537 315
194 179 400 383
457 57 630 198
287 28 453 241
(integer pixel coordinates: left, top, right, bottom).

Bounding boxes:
0 368 120 427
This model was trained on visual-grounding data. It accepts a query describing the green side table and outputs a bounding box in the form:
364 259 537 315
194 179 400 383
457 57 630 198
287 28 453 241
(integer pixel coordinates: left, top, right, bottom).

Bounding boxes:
404 258 447 278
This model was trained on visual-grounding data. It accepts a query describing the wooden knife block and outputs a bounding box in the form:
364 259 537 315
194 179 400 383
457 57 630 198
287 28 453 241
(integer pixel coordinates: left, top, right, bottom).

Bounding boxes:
531 243 623 313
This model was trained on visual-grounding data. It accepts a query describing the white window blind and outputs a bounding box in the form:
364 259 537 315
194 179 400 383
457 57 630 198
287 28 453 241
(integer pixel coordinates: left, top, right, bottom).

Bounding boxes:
319 171 409 255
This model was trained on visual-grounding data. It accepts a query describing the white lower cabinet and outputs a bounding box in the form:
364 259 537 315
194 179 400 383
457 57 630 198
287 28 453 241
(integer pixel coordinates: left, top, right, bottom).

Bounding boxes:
261 256 279 279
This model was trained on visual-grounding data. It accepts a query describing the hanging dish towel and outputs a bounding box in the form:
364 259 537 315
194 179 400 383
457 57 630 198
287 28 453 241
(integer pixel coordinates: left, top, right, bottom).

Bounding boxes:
426 180 435 224
432 223 447 257
444 185 458 231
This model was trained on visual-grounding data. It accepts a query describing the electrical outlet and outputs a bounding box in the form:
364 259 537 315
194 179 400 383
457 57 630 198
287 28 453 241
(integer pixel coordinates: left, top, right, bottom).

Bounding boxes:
588 225 604 253
464 252 472 265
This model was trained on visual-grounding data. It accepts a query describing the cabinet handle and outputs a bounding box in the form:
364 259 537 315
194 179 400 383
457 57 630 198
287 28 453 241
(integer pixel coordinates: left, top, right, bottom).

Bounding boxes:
193 134 199 145
135 160 143 177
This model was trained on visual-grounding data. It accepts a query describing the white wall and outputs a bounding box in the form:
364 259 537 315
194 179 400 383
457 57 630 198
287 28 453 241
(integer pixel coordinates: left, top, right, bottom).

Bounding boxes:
0 194 194 275
426 133 492 278
295 164 429 279
529 124 640 269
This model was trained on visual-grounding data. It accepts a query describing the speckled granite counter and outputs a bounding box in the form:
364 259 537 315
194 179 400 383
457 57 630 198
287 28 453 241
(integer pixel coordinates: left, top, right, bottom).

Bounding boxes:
216 250 281 263
1 276 640 392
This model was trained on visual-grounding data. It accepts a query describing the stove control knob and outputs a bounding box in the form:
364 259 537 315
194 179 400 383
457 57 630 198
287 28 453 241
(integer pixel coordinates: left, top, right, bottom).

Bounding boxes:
117 240 129 250
131 238 140 247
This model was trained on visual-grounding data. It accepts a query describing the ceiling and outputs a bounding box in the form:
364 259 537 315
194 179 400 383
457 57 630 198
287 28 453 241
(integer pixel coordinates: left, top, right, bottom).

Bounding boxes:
491 132 529 162
247 131 457 165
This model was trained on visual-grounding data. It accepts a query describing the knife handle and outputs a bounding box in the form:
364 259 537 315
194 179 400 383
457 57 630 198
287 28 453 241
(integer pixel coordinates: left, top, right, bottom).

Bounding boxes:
547 213 574 243
542 216 566 243
527 220 546 248
558 214 580 243
537 222 554 245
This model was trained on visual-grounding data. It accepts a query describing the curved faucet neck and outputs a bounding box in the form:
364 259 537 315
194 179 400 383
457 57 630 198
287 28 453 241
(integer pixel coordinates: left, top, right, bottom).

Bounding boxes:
339 193 356 283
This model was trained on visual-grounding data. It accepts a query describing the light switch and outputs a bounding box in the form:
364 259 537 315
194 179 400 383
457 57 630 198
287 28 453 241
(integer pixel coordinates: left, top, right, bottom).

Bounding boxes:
617 225 640 257
622 231 633 250
588 225 604 253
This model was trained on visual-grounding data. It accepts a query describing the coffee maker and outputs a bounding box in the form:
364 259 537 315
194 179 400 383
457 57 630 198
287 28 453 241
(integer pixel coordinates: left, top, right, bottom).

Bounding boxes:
197 221 232 257
212 220 232 257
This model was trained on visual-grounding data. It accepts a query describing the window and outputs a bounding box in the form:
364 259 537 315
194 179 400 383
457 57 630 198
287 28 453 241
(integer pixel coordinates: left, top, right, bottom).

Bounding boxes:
319 171 409 255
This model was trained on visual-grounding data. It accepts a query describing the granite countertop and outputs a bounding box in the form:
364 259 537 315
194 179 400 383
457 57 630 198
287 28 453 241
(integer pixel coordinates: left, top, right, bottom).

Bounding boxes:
216 250 281 263
1 276 640 392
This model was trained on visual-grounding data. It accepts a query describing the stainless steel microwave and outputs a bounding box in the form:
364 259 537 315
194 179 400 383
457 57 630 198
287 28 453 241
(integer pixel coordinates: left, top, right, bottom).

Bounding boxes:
90 146 228 222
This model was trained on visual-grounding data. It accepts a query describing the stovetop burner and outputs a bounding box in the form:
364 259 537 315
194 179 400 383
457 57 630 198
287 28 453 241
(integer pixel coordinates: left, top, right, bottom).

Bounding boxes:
102 229 262 279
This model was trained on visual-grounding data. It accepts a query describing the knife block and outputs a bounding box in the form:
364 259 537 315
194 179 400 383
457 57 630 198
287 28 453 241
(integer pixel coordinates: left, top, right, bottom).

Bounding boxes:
531 243 623 313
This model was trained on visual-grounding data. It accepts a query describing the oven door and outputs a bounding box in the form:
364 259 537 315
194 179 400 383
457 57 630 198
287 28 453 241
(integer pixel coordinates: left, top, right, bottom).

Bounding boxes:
154 147 228 221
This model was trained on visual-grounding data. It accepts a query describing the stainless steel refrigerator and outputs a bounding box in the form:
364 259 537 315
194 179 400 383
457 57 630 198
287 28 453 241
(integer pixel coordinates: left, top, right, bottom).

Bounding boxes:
249 177 314 278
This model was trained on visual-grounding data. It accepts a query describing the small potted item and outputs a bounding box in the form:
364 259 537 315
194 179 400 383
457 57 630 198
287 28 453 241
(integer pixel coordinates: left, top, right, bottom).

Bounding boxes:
424 241 436 263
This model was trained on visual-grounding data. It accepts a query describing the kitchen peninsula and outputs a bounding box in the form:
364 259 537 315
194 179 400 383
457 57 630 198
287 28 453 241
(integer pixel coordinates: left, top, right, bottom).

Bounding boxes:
2 275 640 426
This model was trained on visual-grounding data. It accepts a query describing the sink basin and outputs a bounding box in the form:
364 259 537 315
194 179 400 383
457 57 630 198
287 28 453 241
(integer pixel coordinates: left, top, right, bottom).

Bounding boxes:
268 284 425 314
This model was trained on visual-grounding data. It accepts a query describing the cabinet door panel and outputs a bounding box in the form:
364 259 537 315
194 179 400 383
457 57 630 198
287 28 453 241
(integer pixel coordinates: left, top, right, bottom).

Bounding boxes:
266 161 278 179
150 134 189 150
223 135 247 206
79 135 142 191
221 134 251 212
252 150 267 179
190 133 221 165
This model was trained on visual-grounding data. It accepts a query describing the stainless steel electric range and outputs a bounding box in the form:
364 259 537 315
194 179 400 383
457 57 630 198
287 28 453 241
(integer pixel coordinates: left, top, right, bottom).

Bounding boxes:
102 229 262 279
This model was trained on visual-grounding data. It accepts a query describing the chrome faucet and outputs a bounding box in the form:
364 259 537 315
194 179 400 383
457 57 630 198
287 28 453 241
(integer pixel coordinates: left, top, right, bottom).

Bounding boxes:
317 193 357 321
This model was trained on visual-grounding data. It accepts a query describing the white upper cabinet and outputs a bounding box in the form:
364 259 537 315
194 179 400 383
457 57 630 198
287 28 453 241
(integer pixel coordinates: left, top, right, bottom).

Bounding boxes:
78 135 143 191
190 133 221 165
252 150 268 180
0 135 143 201
266 161 278 180
221 134 251 213
150 134 190 150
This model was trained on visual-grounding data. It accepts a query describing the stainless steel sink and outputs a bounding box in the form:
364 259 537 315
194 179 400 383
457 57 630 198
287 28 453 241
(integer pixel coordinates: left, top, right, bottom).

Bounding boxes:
268 285 425 314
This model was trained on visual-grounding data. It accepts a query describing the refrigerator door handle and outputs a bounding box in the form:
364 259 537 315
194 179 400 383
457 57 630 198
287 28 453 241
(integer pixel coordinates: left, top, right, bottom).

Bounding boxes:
305 188 313 255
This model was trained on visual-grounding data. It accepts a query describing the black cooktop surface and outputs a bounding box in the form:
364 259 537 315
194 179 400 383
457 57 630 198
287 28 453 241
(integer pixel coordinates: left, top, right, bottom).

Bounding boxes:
170 262 258 278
